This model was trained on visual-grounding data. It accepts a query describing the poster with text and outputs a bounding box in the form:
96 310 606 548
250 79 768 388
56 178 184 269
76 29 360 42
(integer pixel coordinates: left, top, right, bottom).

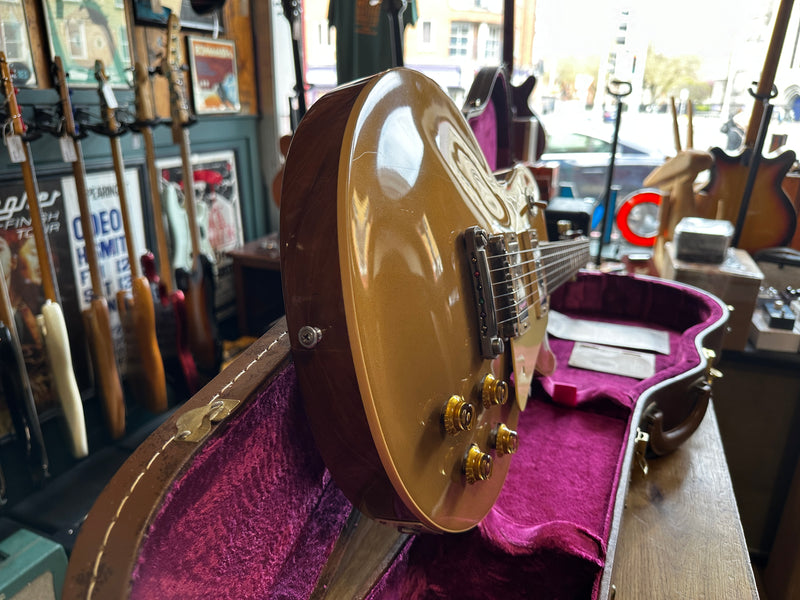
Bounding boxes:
0 177 76 436
61 168 147 371
188 37 241 114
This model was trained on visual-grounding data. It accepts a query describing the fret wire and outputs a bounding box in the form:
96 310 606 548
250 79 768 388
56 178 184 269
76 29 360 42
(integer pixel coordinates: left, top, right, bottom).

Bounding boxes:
488 251 590 283
488 244 589 270
486 240 588 263
481 239 590 324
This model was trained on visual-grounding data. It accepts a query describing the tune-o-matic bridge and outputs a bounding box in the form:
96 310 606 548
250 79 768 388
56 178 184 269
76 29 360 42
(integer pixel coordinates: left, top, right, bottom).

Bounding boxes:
464 226 548 359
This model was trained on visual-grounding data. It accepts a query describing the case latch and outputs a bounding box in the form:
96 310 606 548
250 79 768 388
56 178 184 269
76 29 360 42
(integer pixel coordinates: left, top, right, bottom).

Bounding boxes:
634 428 650 476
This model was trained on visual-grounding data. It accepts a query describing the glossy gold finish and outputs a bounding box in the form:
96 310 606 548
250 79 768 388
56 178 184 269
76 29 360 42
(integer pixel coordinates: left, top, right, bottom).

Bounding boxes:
281 68 548 532
491 423 519 456
443 395 474 435
464 444 493 484
481 374 508 408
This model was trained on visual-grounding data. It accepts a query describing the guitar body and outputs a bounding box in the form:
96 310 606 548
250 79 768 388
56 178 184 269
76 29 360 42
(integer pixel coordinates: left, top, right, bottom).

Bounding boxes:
0 322 49 479
140 253 201 395
118 278 168 413
83 297 125 440
177 258 219 374
702 146 797 251
162 181 192 274
38 301 88 457
281 69 551 533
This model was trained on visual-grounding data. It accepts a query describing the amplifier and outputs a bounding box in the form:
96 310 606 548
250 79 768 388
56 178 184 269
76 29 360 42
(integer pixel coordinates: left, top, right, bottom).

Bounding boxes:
0 526 67 600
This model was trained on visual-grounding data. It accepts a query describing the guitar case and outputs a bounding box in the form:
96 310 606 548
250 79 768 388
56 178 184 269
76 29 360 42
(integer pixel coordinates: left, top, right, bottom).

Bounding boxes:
62 269 727 599
464 65 554 201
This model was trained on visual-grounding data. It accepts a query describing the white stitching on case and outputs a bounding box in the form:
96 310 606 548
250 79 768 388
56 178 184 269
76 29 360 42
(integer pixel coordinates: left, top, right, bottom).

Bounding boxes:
85 331 288 599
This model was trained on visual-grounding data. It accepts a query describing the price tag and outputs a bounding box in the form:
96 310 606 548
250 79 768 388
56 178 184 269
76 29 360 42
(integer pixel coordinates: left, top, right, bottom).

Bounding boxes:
59 135 77 163
5 134 25 163
102 82 118 109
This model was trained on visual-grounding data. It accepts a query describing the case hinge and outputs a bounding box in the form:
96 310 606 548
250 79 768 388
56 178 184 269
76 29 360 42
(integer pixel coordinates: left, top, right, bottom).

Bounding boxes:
175 398 240 443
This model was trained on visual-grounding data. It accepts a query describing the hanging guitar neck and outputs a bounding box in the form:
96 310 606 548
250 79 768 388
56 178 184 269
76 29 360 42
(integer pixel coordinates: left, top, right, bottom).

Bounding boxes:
157 14 220 374
52 55 126 440
1 52 87 458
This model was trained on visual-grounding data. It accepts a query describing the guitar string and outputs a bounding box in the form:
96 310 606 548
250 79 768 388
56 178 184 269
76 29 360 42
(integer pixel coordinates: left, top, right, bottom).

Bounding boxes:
483 243 591 326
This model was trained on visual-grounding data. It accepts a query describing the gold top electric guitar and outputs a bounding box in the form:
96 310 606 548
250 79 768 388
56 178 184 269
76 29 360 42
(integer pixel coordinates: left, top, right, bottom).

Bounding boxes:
280 68 589 533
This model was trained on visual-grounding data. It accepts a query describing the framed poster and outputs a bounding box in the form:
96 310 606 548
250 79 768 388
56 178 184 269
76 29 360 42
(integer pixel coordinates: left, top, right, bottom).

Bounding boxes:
0 166 146 435
41 0 132 87
0 0 37 86
155 150 243 320
187 36 240 114
61 167 147 374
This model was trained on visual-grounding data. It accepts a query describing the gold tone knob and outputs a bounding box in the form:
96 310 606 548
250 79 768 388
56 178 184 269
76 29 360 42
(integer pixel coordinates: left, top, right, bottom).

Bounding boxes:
491 424 519 456
464 444 493 484
481 374 508 408
443 395 474 435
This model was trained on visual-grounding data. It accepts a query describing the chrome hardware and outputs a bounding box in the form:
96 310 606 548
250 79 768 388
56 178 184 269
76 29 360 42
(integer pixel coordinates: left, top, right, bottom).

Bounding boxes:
634 428 650 476
464 226 532 359
481 374 508 408
298 325 323 349
443 395 474 435
464 443 493 484
490 424 519 456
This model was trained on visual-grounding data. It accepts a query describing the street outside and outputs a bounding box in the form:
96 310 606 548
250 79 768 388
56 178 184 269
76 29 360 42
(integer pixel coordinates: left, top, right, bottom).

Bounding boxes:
537 102 800 259
541 101 800 161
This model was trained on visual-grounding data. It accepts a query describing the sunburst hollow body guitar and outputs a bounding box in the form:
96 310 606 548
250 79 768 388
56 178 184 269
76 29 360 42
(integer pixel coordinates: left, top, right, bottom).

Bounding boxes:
280 68 589 533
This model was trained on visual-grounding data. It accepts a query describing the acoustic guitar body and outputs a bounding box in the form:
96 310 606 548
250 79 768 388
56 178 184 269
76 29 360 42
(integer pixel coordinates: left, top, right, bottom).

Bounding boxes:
281 69 554 533
702 146 797 251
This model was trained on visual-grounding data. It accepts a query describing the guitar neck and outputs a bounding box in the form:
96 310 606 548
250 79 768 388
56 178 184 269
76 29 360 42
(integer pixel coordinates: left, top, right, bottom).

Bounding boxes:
109 137 142 279
70 142 106 298
0 53 59 304
18 148 60 304
177 127 204 271
141 126 175 293
745 0 793 147
539 238 592 293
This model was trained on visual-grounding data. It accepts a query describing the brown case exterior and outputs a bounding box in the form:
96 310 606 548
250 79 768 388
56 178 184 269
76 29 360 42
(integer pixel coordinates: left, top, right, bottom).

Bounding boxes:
63 319 292 599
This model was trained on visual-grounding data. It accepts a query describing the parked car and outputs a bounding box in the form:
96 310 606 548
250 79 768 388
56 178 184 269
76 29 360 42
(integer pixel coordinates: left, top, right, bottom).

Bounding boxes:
540 129 665 201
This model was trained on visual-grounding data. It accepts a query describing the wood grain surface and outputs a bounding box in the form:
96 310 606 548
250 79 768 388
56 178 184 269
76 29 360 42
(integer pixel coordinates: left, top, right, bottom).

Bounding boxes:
610 402 758 599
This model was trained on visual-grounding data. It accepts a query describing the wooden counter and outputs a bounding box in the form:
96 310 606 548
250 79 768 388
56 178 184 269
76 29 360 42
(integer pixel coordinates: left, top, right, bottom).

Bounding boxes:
609 402 759 599
228 234 283 336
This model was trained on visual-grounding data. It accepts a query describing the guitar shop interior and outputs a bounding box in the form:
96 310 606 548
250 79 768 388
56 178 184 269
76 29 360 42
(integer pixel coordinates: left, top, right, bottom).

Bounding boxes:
0 0 798 598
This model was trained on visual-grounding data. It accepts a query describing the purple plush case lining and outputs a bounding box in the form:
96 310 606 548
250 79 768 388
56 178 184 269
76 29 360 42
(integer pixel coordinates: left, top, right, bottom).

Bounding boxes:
130 272 723 599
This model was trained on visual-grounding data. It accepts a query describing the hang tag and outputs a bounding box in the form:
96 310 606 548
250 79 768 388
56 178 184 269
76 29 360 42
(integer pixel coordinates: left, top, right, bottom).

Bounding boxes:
59 135 77 163
5 134 25 163
102 82 118 109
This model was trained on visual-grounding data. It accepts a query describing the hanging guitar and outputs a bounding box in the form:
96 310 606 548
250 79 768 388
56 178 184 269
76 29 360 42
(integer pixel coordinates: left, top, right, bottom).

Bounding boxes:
94 61 168 413
52 55 126 440
157 14 220 374
700 0 797 252
281 68 591 533
0 52 87 459
132 61 200 395
271 0 309 207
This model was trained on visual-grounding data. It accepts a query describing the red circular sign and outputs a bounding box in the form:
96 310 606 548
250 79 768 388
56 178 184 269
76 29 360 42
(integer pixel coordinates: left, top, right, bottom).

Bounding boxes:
616 189 662 247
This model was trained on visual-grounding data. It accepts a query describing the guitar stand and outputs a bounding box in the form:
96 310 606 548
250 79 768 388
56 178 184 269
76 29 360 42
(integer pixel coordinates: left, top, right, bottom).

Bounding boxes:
732 84 778 248
595 79 632 265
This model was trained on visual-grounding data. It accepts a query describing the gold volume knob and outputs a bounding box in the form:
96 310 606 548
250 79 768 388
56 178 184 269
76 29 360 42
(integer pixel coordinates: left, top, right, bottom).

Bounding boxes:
443 395 474 435
491 424 519 456
464 444 493 484
481 374 509 408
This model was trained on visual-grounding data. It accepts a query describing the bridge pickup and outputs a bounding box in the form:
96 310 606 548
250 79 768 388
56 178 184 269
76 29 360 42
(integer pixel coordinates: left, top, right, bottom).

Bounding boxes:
464 227 532 359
